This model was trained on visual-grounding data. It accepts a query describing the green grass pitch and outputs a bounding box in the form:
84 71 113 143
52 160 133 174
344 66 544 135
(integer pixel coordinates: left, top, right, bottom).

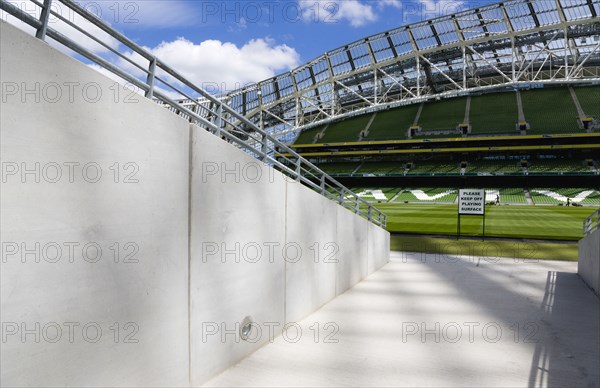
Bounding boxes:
374 203 597 241
389 235 580 261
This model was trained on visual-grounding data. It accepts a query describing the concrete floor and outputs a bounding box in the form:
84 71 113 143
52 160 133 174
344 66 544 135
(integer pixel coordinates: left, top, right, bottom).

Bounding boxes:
204 252 600 387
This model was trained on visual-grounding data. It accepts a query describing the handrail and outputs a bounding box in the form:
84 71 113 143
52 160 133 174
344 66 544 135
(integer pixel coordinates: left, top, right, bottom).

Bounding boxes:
583 209 599 237
0 0 387 228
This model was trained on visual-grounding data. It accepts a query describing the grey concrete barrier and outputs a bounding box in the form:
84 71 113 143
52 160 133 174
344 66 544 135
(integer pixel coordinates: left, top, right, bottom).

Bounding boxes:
578 228 600 297
0 20 390 387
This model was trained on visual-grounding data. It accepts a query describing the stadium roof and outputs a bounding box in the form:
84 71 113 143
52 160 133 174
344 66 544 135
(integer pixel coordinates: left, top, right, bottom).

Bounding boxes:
187 0 600 143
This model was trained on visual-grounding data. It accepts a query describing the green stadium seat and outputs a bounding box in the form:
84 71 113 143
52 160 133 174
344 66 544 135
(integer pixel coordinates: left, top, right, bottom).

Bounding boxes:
319 115 373 143
407 162 461 175
469 92 519 133
358 162 405 175
498 188 528 204
293 87 599 144
365 105 420 140
319 162 359 175
465 160 524 175
531 188 600 205
294 125 325 144
526 160 593 175
395 188 458 203
417 97 467 132
574 85 600 120
521 88 580 133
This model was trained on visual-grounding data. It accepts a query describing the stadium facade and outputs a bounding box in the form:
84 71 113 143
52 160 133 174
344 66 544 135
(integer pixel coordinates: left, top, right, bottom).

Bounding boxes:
194 0 600 142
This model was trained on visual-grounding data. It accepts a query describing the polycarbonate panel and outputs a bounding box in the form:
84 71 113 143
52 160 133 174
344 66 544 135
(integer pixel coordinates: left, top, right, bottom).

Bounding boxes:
480 7 510 34
560 0 594 20
349 44 373 69
457 10 486 40
434 18 459 45
312 59 330 83
389 30 413 55
370 36 395 63
294 68 314 91
505 1 537 30
277 75 295 98
411 24 438 50
260 83 277 104
532 0 561 25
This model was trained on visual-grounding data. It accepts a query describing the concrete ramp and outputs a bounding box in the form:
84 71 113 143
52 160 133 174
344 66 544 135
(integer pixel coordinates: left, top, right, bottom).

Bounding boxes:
204 252 600 387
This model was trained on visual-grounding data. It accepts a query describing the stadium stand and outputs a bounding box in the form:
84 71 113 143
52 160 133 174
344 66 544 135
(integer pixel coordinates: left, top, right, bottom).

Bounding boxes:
320 115 372 143
521 88 580 133
364 105 420 140
417 97 468 132
314 159 596 178
293 86 600 144
469 92 519 134
529 190 561 205
358 162 405 175
526 159 594 174
319 162 359 175
530 188 600 205
465 160 524 175
530 188 600 206
334 181 600 209
407 162 461 175
574 85 600 120
343 186 600 206
395 188 458 203
294 125 323 144
498 188 528 204
354 187 401 201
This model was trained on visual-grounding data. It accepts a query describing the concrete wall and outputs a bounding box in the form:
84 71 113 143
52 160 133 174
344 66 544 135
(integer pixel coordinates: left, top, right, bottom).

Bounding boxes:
578 228 600 297
188 127 390 385
188 128 288 385
0 21 190 387
1 20 390 387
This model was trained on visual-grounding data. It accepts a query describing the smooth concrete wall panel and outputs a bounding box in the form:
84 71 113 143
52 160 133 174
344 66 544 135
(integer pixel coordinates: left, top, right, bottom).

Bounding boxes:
1 19 392 387
578 228 600 296
0 21 190 387
189 126 286 386
285 180 337 323
336 208 370 295
368 222 391 274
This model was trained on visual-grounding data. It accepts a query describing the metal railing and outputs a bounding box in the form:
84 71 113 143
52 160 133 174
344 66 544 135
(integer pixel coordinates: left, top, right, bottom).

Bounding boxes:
0 0 386 228
583 209 599 237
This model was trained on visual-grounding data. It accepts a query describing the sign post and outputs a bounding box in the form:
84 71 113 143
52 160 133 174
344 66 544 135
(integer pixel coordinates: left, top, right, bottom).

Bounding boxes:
457 189 486 240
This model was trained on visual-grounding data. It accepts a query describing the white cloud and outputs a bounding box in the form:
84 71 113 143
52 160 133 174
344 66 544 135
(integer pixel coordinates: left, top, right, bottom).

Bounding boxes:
119 37 300 93
377 0 403 9
297 0 466 27
299 0 378 27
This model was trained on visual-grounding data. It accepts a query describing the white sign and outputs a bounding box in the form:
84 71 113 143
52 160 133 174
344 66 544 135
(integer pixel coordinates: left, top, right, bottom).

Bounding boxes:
458 189 485 215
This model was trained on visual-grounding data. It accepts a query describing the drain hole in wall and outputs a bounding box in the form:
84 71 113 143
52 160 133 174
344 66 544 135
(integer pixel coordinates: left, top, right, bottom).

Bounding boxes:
240 316 253 341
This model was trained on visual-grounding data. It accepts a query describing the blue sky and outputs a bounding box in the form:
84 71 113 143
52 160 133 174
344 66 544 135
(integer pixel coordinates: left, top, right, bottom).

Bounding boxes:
4 0 496 93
